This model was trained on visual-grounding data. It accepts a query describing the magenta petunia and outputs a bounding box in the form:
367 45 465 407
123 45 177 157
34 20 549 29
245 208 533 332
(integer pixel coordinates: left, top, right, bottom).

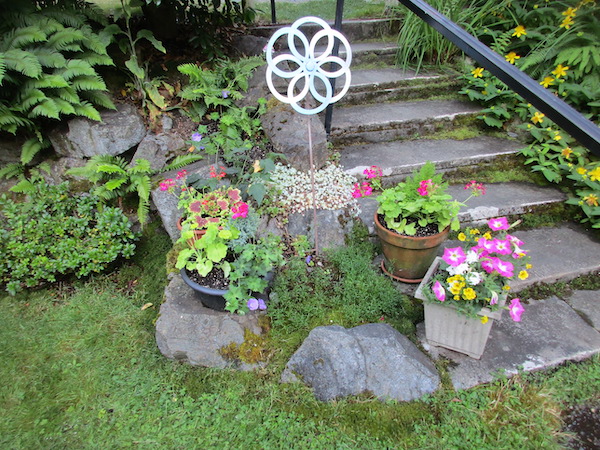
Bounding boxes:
432 281 446 302
492 239 512 255
509 298 525 322
495 259 514 278
442 247 466 267
488 217 509 231
480 256 497 274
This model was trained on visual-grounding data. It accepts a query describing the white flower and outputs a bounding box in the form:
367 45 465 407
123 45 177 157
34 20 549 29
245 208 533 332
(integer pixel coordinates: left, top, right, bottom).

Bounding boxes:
466 250 479 264
465 271 483 285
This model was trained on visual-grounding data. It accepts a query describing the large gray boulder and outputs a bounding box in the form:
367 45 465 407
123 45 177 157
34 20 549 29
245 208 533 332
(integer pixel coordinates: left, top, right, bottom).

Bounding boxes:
261 102 328 171
287 208 355 249
132 132 185 172
156 275 265 370
282 324 440 402
49 103 146 158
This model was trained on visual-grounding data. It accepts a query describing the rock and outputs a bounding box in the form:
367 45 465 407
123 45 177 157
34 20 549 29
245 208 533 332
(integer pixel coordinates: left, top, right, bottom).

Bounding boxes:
262 102 328 171
49 103 146 158
150 159 224 242
282 324 440 402
132 133 185 172
236 65 270 110
231 34 269 57
0 135 24 164
44 157 88 184
155 275 265 370
287 208 355 249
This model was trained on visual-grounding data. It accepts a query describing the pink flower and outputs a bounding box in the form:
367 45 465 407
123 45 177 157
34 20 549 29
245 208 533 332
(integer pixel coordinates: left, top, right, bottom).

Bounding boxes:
464 180 486 196
495 259 514 278
475 237 495 253
231 202 249 219
351 182 373 198
432 281 446 302
417 179 432 196
509 298 525 322
176 170 187 180
159 179 175 191
488 217 509 231
362 181 372 196
490 291 499 305
442 247 466 267
363 165 383 179
492 239 512 255
481 256 497 274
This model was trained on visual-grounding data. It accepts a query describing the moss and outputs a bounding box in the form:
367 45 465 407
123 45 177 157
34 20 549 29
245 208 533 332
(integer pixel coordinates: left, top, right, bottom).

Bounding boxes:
165 242 185 275
218 327 274 365
518 270 600 300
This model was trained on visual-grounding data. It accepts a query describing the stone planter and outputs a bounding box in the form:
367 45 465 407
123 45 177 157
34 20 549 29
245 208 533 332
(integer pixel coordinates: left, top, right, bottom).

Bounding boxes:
374 213 449 283
415 257 504 359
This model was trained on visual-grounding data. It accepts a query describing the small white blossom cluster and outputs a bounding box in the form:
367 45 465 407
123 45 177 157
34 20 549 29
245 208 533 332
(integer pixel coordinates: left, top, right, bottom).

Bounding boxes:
269 163 360 215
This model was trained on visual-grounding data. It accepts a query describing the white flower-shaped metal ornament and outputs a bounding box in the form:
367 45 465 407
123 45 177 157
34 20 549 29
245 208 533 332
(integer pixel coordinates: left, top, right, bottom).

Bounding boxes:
265 16 352 115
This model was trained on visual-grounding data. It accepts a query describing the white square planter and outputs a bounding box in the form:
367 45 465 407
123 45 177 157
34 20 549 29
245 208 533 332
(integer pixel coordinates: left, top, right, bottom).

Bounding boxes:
415 257 505 359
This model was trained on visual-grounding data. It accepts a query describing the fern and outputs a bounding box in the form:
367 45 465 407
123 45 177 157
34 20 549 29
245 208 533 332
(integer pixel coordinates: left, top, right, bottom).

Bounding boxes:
1 49 42 78
70 74 107 91
57 59 96 80
20 136 49 165
1 26 47 49
163 154 204 172
28 47 67 68
79 90 115 110
29 98 60 119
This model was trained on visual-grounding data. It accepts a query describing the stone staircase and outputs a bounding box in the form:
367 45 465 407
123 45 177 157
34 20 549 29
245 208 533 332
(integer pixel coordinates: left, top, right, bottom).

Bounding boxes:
254 17 600 388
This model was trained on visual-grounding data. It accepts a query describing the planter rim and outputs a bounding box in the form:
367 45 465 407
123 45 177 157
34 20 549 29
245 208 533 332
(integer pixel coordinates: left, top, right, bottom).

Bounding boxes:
180 268 229 296
373 212 450 241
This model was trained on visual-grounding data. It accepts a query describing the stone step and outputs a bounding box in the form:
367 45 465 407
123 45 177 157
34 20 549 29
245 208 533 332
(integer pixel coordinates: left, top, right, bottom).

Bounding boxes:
357 181 567 237
341 68 462 105
341 136 520 181
329 99 480 145
249 18 401 43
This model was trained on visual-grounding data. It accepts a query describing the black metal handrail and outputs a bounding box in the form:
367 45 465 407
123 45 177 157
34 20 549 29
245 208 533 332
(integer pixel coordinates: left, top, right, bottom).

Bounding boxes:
398 0 600 155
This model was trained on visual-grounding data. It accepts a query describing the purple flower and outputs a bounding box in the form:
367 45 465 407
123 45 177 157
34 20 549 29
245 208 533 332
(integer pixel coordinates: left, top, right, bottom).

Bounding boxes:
258 299 267 310
305 255 312 265
222 90 230 99
247 298 259 311
191 133 203 142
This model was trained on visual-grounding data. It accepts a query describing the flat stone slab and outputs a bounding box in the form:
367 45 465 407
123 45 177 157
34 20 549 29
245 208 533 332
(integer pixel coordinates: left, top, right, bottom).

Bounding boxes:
155 276 264 370
565 290 600 331
350 68 445 89
343 136 520 179
417 297 600 390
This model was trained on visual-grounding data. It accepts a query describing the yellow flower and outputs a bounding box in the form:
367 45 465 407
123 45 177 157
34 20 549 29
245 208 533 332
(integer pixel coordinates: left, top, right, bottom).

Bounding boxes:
518 270 529 280
454 295 461 301
505 52 520 64
470 229 480 235
577 167 587 175
483 232 492 240
462 288 476 301
562 7 577 17
589 167 600 182
540 76 555 88
252 160 262 173
458 232 466 241
552 64 569 78
512 25 527 37
503 285 511 291
471 67 484 78
480 315 489 324
531 112 545 124
561 147 573 158
554 134 562 141
584 194 599 207
526 263 533 269
561 16 574 29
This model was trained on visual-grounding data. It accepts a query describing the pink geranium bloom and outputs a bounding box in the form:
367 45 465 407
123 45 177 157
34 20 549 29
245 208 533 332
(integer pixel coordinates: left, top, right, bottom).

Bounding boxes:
488 217 509 230
417 179 432 196
433 281 446 302
495 259 514 278
509 298 525 322
492 239 512 255
231 202 249 219
443 247 466 267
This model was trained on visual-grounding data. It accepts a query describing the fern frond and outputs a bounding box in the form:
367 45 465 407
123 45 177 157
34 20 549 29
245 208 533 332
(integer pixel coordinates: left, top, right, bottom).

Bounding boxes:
72 101 101 121
29 98 60 119
47 28 85 50
177 63 203 80
163 154 203 172
53 97 76 115
9 178 35 194
28 47 67 68
2 49 42 78
19 88 47 110
137 197 150 226
54 86 80 104
78 51 113 67
70 74 107 91
43 10 85 29
56 59 96 80
129 159 152 174
79 24 110 55
0 105 33 133
20 136 46 164
26 73 69 89
79 90 115 110
130 174 151 201
2 26 46 50
105 177 127 191
0 163 24 180
97 164 127 175
0 54 5 84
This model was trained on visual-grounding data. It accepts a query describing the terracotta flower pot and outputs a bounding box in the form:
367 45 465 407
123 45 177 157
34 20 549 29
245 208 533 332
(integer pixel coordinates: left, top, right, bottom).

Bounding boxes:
176 217 206 247
374 212 449 283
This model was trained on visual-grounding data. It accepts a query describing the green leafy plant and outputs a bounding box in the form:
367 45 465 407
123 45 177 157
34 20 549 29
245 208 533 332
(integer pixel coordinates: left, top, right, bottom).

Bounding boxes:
67 154 201 226
0 177 137 295
376 162 466 236
0 2 115 166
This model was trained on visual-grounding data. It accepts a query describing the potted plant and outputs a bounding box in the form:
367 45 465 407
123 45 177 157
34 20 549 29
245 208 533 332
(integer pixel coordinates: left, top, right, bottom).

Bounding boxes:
161 173 284 314
414 217 530 359
374 162 484 282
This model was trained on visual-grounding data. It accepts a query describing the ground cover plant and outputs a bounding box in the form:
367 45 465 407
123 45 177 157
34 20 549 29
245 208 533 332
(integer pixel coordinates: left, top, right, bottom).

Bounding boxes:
1 219 598 447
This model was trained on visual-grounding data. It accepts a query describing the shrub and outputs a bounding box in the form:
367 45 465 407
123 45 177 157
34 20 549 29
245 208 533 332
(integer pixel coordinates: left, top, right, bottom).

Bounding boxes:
0 177 137 295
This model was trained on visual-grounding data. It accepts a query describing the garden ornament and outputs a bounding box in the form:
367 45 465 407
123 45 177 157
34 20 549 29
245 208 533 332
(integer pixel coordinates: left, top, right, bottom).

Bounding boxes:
265 16 352 252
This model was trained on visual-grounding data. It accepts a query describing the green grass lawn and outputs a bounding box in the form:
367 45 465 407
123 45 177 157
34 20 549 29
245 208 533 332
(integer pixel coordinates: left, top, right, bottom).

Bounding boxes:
1 221 598 448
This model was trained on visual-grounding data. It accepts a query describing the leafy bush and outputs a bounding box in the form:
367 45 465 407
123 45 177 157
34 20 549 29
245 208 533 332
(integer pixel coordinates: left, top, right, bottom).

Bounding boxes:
0 177 137 295
0 2 115 165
